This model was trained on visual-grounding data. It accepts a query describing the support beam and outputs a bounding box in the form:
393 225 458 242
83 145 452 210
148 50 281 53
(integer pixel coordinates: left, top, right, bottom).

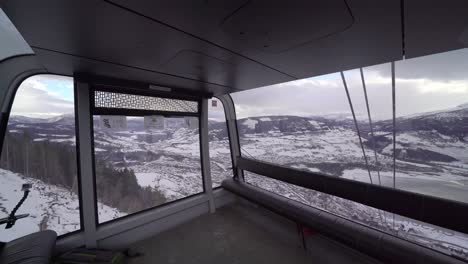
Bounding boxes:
200 98 215 213
217 95 243 181
75 81 98 248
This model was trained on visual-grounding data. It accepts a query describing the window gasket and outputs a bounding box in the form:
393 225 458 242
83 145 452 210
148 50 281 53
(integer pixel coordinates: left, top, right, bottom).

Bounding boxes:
209 96 235 188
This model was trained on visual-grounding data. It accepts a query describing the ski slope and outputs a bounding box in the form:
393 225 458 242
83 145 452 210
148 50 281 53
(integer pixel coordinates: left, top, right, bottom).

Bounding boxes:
0 169 125 242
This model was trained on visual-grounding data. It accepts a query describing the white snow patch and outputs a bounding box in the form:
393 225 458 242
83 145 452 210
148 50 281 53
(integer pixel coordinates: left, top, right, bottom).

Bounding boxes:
0 169 124 242
308 120 321 128
243 119 258 129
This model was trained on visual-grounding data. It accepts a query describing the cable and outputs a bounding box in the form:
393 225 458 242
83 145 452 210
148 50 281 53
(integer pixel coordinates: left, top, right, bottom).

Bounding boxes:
391 61 397 233
391 62 396 189
360 68 382 185
240 146 256 160
360 68 388 227
340 72 373 184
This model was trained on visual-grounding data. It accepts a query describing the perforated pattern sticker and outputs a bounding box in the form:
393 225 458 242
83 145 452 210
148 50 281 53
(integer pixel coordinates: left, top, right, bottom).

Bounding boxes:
94 90 198 113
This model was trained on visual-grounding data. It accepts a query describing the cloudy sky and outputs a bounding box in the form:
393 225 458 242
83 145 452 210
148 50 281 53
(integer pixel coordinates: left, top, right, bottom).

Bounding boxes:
231 48 468 120
11 75 74 118
11 48 468 121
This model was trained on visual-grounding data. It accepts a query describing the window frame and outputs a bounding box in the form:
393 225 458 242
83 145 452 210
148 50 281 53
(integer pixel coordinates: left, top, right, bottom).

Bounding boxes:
89 85 206 226
0 73 84 239
209 96 236 189
217 94 244 182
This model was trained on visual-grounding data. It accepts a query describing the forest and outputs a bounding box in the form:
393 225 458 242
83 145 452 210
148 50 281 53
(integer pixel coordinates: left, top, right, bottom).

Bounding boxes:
0 130 166 214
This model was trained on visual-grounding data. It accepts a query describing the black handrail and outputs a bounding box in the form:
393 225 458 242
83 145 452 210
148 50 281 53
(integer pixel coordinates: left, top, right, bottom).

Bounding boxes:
237 156 468 235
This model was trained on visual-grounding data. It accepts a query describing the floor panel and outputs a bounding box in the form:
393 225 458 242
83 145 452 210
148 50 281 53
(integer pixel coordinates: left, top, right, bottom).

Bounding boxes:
128 203 379 264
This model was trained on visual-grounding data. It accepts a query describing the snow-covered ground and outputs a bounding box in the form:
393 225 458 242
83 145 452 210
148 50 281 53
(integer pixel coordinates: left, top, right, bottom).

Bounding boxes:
0 169 124 242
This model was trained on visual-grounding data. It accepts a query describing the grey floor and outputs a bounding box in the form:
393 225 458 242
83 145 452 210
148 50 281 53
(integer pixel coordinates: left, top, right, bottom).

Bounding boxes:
128 203 380 264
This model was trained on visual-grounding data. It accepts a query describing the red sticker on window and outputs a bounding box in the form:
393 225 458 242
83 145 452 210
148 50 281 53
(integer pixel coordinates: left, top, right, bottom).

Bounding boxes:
212 100 218 107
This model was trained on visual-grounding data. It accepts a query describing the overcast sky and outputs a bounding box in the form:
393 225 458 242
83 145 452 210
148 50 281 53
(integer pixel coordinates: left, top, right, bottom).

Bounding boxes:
11 75 74 118
11 48 468 121
232 48 468 120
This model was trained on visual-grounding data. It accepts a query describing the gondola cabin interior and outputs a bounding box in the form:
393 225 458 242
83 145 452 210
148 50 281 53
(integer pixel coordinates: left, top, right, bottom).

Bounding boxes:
1 1 468 263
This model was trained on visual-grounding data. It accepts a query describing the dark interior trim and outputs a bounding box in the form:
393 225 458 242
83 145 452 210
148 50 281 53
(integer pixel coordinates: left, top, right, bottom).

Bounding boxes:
400 0 406 57
237 156 468 235
102 0 297 79
32 46 231 91
76 73 212 100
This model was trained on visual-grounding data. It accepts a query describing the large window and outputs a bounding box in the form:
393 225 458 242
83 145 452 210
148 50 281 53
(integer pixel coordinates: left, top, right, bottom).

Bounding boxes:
92 90 203 224
232 72 368 178
208 98 233 188
0 75 80 241
231 48 468 260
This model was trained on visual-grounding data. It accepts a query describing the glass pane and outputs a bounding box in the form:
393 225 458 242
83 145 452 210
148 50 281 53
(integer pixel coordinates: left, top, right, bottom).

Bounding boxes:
342 65 394 187
394 49 468 203
93 115 203 224
208 98 233 188
0 75 79 241
231 73 369 178
231 48 468 259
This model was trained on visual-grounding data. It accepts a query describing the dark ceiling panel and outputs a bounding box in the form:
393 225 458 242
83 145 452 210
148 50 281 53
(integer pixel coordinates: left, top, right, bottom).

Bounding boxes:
108 0 403 78
162 50 234 82
2 0 293 92
2 0 468 96
32 47 234 96
404 0 468 59
220 0 353 53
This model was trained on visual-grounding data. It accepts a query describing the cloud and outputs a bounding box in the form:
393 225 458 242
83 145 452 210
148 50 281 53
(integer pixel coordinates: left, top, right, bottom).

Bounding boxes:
368 47 468 82
397 78 468 94
231 54 468 120
231 74 351 119
10 75 74 118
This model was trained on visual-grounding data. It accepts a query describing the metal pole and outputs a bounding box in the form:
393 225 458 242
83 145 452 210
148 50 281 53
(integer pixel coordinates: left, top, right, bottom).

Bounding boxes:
391 62 396 189
391 61 397 232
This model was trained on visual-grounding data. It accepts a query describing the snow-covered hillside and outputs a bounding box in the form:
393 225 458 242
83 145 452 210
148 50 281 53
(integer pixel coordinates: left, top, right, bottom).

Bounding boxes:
0 169 124 242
